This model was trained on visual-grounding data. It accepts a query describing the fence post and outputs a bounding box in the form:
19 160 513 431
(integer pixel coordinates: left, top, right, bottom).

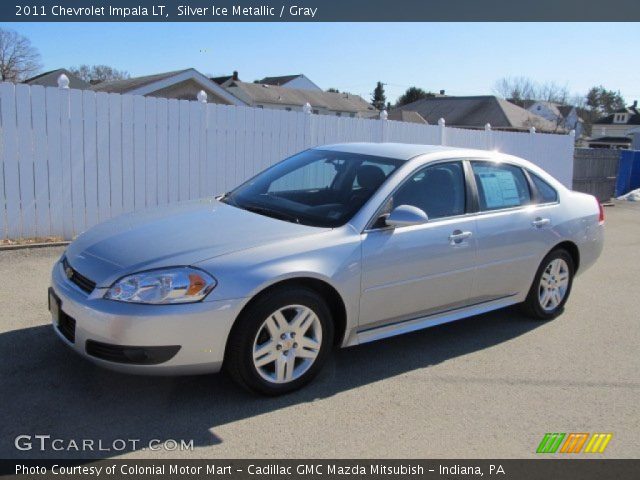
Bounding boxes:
303 102 313 148
197 90 208 103
57 74 69 89
529 126 536 134
485 123 493 150
380 109 388 143
438 118 446 145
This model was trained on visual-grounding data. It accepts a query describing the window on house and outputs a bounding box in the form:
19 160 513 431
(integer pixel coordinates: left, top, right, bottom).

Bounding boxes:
350 113 356 118
256 105 264 109
285 107 292 112
312 109 319 114
336 112 342 117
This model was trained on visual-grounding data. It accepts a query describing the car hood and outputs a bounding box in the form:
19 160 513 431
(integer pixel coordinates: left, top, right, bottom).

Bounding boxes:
64 198 328 287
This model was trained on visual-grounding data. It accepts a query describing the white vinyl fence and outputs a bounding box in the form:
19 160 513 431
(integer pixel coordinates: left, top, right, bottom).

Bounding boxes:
0 82 574 240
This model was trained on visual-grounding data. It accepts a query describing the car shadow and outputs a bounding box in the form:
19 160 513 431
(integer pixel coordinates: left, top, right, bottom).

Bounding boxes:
0 307 544 459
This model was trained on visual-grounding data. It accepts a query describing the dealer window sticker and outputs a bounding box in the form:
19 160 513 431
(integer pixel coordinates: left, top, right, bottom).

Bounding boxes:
475 166 521 209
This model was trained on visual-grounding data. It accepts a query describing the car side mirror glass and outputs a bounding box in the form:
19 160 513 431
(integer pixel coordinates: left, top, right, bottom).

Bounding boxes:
385 205 429 228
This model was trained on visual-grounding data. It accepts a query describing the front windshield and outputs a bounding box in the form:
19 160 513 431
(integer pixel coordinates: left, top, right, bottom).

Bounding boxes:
221 149 402 228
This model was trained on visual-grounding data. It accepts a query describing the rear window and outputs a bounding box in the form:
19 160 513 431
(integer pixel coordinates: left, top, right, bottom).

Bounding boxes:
530 173 558 204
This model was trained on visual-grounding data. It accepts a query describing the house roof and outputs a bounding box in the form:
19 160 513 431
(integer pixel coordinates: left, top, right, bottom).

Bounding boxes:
508 99 537 110
594 107 640 125
588 136 632 144
90 69 188 93
23 68 90 89
90 68 244 105
228 81 375 114
509 99 579 121
397 95 562 132
387 109 428 124
257 74 303 86
211 71 239 85
211 74 234 85
557 105 575 118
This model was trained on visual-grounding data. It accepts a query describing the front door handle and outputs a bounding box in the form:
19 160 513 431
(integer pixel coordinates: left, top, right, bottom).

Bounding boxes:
449 230 473 245
532 217 551 228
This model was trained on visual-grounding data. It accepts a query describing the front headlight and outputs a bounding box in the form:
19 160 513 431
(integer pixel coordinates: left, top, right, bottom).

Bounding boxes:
104 267 216 304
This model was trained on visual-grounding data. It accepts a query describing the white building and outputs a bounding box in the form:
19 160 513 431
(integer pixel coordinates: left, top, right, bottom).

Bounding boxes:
524 101 584 137
256 74 322 91
589 101 639 149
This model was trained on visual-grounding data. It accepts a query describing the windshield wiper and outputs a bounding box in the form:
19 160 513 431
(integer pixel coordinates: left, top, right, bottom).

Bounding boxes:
240 204 301 224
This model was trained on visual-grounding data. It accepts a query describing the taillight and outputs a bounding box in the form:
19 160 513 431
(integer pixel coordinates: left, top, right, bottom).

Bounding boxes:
597 199 605 225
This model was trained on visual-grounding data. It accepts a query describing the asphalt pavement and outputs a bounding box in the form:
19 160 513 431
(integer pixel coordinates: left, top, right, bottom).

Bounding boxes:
0 202 638 459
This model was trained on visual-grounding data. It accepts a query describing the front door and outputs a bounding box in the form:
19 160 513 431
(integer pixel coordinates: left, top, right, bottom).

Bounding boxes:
359 161 478 329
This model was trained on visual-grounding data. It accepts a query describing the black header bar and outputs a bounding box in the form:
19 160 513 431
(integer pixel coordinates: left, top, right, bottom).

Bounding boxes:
3 0 640 22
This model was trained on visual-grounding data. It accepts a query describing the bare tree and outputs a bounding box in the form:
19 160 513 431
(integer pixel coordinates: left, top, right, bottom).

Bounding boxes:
537 81 571 104
69 64 130 83
494 76 571 104
0 28 41 82
493 76 537 102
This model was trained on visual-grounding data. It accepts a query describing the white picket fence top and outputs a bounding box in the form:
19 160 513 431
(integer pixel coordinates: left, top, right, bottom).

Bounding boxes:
0 82 574 240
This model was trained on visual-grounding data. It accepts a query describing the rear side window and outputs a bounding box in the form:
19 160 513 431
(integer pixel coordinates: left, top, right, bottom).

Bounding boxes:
530 173 558 203
471 162 531 211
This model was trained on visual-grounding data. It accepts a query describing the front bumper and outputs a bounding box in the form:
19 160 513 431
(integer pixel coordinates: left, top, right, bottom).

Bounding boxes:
50 259 247 375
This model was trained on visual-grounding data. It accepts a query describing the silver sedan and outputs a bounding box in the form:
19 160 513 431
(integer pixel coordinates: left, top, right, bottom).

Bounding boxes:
50 143 604 395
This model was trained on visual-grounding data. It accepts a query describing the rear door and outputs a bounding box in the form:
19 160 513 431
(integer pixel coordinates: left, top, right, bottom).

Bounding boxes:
470 161 554 300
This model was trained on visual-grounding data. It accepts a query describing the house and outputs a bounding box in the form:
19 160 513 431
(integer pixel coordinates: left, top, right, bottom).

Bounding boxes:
211 71 239 88
518 100 584 137
256 74 322 91
393 95 562 132
224 80 376 117
91 69 244 105
23 68 90 89
387 110 428 124
588 101 639 149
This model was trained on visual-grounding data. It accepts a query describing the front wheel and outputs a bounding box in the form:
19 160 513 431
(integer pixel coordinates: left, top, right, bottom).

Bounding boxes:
521 249 575 320
225 287 334 395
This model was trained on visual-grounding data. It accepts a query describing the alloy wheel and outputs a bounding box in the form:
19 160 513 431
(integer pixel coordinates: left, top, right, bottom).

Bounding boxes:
252 305 322 384
538 258 570 312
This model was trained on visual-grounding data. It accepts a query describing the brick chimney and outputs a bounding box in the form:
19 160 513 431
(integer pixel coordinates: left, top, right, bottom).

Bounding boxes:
232 70 239 81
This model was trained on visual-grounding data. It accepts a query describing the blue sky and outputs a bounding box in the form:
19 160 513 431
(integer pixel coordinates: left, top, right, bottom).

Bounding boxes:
4 22 639 104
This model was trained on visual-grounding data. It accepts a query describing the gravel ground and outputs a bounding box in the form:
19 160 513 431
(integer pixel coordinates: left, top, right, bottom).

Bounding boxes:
0 202 638 459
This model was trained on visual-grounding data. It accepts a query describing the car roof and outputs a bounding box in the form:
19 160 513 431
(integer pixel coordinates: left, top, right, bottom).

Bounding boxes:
316 142 493 161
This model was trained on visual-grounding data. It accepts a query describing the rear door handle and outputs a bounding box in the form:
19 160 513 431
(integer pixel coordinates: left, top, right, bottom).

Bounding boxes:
532 217 551 228
449 230 473 245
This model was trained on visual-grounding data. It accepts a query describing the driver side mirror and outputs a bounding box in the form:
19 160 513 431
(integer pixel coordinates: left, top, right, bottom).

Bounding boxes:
384 205 429 228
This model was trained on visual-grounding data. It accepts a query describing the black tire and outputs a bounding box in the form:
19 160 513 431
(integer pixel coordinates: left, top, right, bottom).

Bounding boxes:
224 286 334 395
521 248 575 320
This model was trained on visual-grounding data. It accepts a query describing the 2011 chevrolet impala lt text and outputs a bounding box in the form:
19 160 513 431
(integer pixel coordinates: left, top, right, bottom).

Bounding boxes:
49 143 604 395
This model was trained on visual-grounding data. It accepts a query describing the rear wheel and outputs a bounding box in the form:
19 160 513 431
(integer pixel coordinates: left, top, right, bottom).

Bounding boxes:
225 287 333 395
521 249 574 320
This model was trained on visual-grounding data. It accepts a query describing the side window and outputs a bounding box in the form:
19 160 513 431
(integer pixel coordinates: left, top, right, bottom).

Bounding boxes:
530 172 558 204
471 162 531 211
391 162 466 220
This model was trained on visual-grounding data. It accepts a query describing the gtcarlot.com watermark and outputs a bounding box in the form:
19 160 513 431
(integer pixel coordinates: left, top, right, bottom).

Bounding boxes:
15 435 194 452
